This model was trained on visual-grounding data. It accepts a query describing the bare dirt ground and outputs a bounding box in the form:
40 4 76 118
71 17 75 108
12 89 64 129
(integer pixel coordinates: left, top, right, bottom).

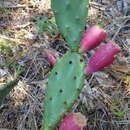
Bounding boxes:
0 0 130 129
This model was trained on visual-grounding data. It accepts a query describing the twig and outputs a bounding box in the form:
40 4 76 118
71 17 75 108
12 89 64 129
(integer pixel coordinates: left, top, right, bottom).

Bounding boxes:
111 19 128 41
90 1 105 10
0 35 22 44
14 22 31 29
0 4 33 9
0 24 8 28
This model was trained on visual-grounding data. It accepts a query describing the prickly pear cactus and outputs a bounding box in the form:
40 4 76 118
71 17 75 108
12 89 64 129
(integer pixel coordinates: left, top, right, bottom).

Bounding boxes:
43 52 85 130
0 80 19 105
51 0 89 50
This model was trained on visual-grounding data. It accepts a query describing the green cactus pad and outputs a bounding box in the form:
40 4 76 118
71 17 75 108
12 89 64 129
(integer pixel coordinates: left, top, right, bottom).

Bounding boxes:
0 80 19 105
51 0 89 50
43 52 85 129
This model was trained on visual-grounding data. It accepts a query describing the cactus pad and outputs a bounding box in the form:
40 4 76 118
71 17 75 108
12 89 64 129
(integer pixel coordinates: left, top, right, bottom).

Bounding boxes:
43 52 85 130
51 0 89 50
0 80 18 105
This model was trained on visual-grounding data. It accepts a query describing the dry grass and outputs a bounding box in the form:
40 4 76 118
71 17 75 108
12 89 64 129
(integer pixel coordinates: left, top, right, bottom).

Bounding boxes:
0 0 130 129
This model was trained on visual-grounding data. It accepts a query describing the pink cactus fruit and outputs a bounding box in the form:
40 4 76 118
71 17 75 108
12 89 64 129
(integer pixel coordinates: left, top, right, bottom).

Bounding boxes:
59 113 87 130
85 42 121 75
80 25 107 52
45 51 57 66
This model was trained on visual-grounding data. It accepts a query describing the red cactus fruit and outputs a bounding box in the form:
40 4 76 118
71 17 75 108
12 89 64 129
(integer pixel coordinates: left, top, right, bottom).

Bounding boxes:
85 42 121 75
45 52 57 66
59 113 87 130
80 25 107 52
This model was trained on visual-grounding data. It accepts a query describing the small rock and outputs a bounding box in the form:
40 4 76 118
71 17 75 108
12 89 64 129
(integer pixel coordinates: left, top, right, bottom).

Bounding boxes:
0 69 7 78
24 33 37 40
